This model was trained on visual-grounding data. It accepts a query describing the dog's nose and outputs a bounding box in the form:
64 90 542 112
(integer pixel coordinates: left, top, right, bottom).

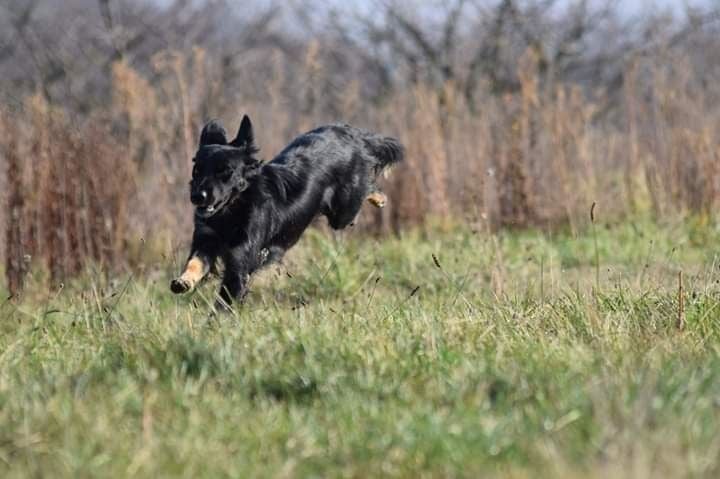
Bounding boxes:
191 190 208 205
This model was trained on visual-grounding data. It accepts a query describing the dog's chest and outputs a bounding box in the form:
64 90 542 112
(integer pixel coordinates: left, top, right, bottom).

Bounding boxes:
202 212 251 246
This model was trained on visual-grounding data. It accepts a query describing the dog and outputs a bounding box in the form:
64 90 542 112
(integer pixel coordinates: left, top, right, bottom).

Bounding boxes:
170 115 403 310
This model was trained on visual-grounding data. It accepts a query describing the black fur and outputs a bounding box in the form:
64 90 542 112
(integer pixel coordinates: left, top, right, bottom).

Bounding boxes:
172 115 403 310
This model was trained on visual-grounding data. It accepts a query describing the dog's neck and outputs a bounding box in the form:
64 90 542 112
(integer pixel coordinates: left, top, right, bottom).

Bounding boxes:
204 163 303 228
219 171 265 214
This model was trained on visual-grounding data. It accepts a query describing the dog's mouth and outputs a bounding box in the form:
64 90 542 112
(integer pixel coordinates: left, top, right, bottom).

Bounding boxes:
193 184 246 218
195 198 229 218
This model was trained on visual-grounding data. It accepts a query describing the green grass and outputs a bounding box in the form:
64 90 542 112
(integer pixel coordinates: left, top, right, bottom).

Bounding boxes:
2 217 720 478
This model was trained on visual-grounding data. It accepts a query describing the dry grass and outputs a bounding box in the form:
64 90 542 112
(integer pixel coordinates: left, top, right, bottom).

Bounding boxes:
2 44 720 288
1 95 135 293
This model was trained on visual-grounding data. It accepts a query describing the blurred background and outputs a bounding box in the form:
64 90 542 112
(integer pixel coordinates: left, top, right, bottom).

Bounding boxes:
1 0 719 292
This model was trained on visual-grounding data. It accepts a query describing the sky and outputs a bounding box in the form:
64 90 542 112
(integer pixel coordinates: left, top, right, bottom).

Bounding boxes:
619 0 712 15
153 0 714 11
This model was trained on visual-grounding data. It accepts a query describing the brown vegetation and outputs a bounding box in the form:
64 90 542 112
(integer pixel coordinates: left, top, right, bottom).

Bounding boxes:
1 0 720 290
1 96 135 293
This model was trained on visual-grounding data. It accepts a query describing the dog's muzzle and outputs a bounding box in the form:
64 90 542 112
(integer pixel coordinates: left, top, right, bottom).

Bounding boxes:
192 184 243 218
195 196 233 218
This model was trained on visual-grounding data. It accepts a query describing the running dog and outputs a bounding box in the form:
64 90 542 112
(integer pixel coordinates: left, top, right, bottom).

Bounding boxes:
170 115 403 310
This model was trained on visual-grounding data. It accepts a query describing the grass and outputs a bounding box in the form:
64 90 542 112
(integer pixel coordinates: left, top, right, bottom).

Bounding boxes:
2 217 720 477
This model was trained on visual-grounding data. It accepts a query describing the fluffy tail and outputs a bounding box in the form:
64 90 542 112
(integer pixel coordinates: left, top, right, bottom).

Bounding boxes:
364 135 404 176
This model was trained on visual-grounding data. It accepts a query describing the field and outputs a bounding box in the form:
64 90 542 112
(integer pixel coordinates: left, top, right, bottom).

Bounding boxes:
2 217 720 478
3 1 720 477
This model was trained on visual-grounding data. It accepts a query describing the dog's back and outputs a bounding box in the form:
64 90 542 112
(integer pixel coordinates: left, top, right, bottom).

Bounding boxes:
270 124 403 174
257 123 403 240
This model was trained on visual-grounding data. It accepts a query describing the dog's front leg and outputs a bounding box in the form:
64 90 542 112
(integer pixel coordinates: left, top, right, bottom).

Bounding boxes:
171 256 212 294
171 229 221 294
216 269 250 312
214 246 264 311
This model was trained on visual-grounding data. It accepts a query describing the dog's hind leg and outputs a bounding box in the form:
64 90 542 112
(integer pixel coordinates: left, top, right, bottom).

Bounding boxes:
326 187 365 230
366 190 387 208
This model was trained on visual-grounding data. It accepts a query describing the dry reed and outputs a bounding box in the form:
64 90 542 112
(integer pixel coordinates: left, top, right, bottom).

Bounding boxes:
2 43 720 289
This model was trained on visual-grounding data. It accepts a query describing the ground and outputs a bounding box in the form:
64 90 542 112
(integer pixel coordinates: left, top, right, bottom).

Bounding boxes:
1 217 720 478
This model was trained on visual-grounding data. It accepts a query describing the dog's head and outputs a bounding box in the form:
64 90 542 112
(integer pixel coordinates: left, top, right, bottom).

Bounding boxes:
190 115 262 218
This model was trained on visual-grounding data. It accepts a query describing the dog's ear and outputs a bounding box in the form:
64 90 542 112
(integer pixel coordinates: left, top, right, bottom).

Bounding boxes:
199 120 228 146
230 115 256 150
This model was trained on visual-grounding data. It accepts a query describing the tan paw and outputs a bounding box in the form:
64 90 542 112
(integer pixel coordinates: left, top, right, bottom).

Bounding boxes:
367 191 387 208
170 277 192 294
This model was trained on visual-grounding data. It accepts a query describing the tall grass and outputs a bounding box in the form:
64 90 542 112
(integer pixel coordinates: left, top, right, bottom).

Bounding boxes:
2 43 720 288
1 96 135 294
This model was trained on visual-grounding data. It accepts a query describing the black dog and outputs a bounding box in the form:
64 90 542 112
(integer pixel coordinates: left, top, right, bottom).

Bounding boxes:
170 115 403 309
